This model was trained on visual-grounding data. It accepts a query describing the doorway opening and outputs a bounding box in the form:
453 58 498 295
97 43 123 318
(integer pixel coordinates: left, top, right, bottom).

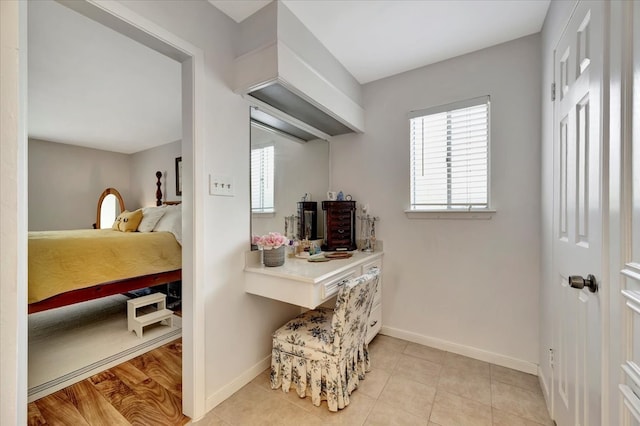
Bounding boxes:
21 0 206 420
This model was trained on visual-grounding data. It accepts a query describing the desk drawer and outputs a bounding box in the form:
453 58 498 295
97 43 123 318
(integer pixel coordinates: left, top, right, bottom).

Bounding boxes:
322 270 356 299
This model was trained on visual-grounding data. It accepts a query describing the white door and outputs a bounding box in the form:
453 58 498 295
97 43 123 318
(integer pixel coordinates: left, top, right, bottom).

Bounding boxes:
552 1 604 425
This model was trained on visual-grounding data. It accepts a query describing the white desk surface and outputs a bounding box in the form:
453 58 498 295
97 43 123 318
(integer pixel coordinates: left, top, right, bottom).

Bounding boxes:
244 250 382 283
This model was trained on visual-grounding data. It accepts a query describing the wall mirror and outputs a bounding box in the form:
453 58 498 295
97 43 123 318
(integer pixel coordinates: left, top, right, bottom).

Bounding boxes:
96 187 125 229
250 118 329 249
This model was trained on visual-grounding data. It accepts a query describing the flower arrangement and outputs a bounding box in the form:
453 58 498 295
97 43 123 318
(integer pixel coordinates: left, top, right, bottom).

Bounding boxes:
252 232 289 250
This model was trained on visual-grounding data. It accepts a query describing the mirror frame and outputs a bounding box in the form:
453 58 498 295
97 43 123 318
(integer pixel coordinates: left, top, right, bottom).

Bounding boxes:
95 187 125 229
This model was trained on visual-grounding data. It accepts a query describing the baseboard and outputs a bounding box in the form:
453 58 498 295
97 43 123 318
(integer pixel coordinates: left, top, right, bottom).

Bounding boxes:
379 326 538 375
205 355 271 413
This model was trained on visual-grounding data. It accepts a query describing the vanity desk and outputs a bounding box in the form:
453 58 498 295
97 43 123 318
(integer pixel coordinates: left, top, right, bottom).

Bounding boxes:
244 250 383 343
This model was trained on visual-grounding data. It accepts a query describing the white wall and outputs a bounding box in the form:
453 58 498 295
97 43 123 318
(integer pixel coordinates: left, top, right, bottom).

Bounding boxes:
119 0 300 411
1 1 27 423
331 34 542 370
129 139 182 208
538 0 577 406
28 138 131 231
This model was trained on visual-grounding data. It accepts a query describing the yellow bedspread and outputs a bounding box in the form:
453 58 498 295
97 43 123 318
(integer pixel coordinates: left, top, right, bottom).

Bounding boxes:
28 229 182 304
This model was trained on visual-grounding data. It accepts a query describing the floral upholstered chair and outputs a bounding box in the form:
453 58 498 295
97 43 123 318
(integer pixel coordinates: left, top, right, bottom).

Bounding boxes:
270 268 381 411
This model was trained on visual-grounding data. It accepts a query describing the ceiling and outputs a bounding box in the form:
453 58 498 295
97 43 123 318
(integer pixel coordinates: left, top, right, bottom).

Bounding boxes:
212 0 550 84
28 0 182 154
28 0 549 154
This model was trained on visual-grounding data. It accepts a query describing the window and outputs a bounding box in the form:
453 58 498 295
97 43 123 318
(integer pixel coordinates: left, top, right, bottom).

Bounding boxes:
409 96 490 211
251 144 274 213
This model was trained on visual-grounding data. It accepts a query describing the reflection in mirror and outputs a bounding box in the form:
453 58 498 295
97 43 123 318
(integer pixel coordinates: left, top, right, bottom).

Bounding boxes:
250 121 329 249
96 187 125 229
100 194 118 228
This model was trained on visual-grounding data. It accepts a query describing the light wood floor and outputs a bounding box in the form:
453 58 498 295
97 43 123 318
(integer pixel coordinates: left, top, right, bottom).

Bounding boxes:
27 338 189 426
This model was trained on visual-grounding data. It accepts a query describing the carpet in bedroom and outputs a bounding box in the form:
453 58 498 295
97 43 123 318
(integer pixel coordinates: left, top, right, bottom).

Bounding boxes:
28 293 182 402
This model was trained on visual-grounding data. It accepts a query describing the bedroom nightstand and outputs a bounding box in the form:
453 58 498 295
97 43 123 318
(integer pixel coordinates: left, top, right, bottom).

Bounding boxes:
127 293 174 338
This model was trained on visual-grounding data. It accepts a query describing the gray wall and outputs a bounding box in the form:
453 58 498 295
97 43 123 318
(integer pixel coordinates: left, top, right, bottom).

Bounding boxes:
28 139 182 231
28 139 131 231
331 34 542 368
130 139 182 208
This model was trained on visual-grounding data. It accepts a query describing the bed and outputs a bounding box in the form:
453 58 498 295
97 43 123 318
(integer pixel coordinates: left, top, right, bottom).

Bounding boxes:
28 172 182 314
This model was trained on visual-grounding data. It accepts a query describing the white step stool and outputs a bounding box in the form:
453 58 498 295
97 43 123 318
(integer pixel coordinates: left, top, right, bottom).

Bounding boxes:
127 293 174 338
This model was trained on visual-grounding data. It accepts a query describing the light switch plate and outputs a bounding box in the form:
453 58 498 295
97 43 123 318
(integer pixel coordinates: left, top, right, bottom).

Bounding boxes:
209 174 235 197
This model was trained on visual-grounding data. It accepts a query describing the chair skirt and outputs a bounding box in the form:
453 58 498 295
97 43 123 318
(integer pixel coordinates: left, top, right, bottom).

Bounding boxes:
270 341 371 411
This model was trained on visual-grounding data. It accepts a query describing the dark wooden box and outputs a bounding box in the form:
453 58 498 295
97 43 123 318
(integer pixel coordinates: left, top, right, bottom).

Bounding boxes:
321 201 357 251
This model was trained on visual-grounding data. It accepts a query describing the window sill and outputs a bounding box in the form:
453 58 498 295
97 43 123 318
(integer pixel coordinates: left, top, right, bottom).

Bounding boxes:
404 209 496 220
252 211 276 218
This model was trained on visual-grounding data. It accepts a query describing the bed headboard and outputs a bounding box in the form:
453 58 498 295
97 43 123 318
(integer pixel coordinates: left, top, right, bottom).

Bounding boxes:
155 171 181 206
155 171 163 206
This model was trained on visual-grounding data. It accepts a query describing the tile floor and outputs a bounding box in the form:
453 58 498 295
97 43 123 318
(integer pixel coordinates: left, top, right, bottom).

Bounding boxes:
194 335 553 425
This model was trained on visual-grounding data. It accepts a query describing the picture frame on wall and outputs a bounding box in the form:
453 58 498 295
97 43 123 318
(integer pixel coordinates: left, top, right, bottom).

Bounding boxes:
175 157 182 196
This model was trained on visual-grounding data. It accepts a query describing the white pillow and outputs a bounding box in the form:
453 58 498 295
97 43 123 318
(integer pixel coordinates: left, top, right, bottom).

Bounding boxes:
153 204 182 245
138 207 166 232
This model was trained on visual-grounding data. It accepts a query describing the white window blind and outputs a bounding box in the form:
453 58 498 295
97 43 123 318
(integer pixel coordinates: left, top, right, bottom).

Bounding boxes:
251 145 274 213
409 96 490 211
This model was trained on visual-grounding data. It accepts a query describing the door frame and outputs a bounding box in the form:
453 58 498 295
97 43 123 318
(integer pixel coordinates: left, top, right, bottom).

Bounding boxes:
20 0 208 420
609 1 635 425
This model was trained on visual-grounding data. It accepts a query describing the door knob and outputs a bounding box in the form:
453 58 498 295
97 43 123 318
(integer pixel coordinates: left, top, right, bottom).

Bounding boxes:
568 274 598 293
